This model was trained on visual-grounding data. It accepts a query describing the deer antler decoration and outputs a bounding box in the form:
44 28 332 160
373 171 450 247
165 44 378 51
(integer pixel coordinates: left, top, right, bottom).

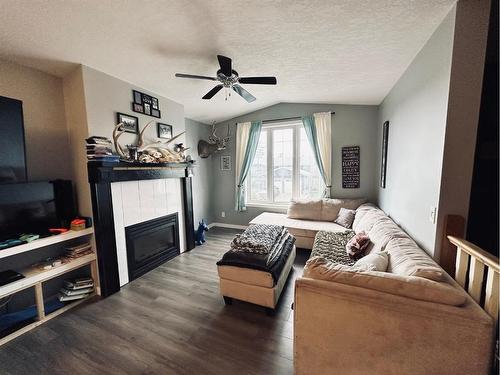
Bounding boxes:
112 120 188 163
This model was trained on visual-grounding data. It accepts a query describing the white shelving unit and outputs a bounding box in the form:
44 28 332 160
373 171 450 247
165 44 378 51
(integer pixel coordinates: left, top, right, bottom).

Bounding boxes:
0 229 99 346
0 228 94 260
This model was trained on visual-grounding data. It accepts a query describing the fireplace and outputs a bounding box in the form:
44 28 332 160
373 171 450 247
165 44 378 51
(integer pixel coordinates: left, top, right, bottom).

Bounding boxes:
125 213 180 281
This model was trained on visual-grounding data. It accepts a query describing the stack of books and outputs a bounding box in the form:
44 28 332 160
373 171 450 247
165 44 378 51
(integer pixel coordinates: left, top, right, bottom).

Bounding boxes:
86 136 120 162
65 243 93 260
59 277 94 302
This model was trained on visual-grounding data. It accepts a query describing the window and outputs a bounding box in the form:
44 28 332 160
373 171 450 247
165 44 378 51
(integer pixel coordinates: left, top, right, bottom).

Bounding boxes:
247 120 323 206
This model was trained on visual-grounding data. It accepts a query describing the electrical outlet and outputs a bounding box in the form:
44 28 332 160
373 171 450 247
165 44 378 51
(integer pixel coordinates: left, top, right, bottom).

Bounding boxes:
429 206 437 224
221 211 226 218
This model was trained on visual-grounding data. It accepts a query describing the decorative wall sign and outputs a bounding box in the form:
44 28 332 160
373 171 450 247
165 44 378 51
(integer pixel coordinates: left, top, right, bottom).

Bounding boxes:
116 112 139 134
380 121 389 188
220 155 231 171
132 90 161 118
157 123 173 139
342 146 360 188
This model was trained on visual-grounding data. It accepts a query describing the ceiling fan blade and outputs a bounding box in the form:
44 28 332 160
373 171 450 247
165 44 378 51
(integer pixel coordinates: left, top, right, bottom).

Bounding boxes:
217 55 232 76
238 77 277 85
202 85 223 99
175 73 217 81
232 84 256 103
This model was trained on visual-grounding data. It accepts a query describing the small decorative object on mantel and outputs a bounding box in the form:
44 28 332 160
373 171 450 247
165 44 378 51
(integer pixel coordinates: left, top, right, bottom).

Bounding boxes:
113 120 188 163
157 123 173 139
380 121 389 188
198 123 231 158
342 145 360 188
220 155 231 171
116 112 138 134
132 90 161 118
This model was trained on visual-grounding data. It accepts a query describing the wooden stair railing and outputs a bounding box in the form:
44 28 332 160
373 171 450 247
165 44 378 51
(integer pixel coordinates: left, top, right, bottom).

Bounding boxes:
448 235 499 323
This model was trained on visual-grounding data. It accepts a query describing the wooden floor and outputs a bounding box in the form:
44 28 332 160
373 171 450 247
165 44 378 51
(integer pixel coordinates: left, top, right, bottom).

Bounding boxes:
0 228 309 375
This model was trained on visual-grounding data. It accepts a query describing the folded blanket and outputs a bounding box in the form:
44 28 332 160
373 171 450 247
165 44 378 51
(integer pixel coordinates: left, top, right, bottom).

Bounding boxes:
217 234 296 283
230 224 284 254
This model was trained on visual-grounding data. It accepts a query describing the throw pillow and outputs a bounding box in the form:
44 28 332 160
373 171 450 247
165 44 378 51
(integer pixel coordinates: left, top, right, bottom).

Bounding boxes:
354 251 389 272
335 208 356 228
346 231 370 259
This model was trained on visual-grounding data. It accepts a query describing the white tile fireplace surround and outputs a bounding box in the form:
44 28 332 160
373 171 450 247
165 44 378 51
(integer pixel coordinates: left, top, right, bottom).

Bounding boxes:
110 178 186 286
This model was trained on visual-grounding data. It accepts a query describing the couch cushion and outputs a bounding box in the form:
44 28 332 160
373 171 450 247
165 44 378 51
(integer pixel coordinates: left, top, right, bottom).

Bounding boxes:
287 199 322 220
250 212 346 239
303 256 466 306
352 204 387 233
321 198 366 221
385 236 445 281
368 216 409 249
354 251 389 272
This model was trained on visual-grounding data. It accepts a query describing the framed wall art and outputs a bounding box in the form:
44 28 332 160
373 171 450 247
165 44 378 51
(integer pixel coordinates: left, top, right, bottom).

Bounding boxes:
380 121 389 188
132 90 161 118
342 145 360 188
157 123 172 139
116 112 139 134
220 155 231 171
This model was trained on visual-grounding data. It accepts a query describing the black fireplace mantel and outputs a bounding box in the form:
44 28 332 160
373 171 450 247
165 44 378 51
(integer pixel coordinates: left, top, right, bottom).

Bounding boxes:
87 161 195 297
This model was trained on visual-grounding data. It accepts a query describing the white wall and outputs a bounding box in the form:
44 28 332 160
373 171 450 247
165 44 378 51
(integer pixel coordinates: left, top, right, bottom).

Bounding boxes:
81 66 185 146
63 65 187 217
0 58 72 181
376 7 456 255
210 102 379 226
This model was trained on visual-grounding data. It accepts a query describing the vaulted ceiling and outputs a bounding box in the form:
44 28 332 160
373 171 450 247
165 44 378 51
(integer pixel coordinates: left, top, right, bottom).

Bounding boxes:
0 0 455 123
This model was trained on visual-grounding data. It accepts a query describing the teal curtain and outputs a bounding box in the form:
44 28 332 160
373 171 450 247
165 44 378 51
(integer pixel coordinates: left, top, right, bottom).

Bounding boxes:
235 121 262 211
302 115 329 196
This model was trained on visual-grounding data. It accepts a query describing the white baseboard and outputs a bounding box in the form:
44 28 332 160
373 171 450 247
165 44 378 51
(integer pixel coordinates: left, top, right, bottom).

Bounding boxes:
208 222 248 230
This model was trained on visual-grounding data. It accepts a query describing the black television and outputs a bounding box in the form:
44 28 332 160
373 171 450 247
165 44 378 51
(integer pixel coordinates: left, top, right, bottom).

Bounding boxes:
0 180 76 241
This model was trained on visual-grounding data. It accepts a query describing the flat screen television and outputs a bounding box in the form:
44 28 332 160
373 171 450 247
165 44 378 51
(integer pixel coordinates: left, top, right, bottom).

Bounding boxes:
0 180 75 241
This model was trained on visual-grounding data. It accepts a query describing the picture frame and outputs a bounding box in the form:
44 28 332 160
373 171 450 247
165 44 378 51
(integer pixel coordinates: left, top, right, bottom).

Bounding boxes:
132 103 144 113
133 90 142 104
157 123 172 139
380 121 389 188
220 155 231 171
151 108 161 118
131 90 161 118
117 112 139 134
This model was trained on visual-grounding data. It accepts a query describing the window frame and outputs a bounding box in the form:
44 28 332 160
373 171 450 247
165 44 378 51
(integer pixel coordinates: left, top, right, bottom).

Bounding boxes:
246 119 323 208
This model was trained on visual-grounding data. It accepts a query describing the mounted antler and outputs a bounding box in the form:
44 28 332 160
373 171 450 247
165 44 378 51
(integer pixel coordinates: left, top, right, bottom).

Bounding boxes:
113 122 127 158
199 123 231 158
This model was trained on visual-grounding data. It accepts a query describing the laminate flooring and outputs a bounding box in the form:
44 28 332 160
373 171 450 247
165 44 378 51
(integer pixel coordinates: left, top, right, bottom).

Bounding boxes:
0 227 309 375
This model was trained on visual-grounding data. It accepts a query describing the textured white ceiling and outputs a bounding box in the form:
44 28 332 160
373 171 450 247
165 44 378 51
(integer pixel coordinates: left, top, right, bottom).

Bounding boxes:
0 0 455 123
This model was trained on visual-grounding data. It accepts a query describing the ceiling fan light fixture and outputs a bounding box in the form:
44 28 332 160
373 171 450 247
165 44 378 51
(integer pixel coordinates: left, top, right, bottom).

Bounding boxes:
175 55 277 103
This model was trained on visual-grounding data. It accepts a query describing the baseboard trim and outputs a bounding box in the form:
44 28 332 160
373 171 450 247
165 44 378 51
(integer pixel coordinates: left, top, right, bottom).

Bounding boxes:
208 222 248 230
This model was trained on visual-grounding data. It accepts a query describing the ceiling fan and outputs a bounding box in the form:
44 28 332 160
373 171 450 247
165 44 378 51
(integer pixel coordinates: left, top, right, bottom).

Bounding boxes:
175 55 277 103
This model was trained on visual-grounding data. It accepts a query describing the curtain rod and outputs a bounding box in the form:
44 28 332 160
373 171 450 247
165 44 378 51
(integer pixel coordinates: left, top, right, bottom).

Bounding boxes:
234 111 335 125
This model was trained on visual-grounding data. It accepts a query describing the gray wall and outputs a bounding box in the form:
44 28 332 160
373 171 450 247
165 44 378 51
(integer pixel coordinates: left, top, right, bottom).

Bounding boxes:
376 7 456 256
210 103 379 226
185 118 215 225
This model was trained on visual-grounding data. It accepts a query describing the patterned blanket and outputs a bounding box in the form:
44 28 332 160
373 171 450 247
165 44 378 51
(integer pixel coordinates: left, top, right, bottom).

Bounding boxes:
230 224 284 254
311 230 356 266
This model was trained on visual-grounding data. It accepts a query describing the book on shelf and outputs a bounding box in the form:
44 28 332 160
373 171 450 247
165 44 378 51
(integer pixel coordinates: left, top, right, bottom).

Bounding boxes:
63 277 94 290
59 287 94 296
58 293 91 302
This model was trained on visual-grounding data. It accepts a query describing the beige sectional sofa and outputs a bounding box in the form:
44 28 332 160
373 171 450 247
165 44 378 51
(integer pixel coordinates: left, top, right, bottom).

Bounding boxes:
250 198 365 249
292 203 495 374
